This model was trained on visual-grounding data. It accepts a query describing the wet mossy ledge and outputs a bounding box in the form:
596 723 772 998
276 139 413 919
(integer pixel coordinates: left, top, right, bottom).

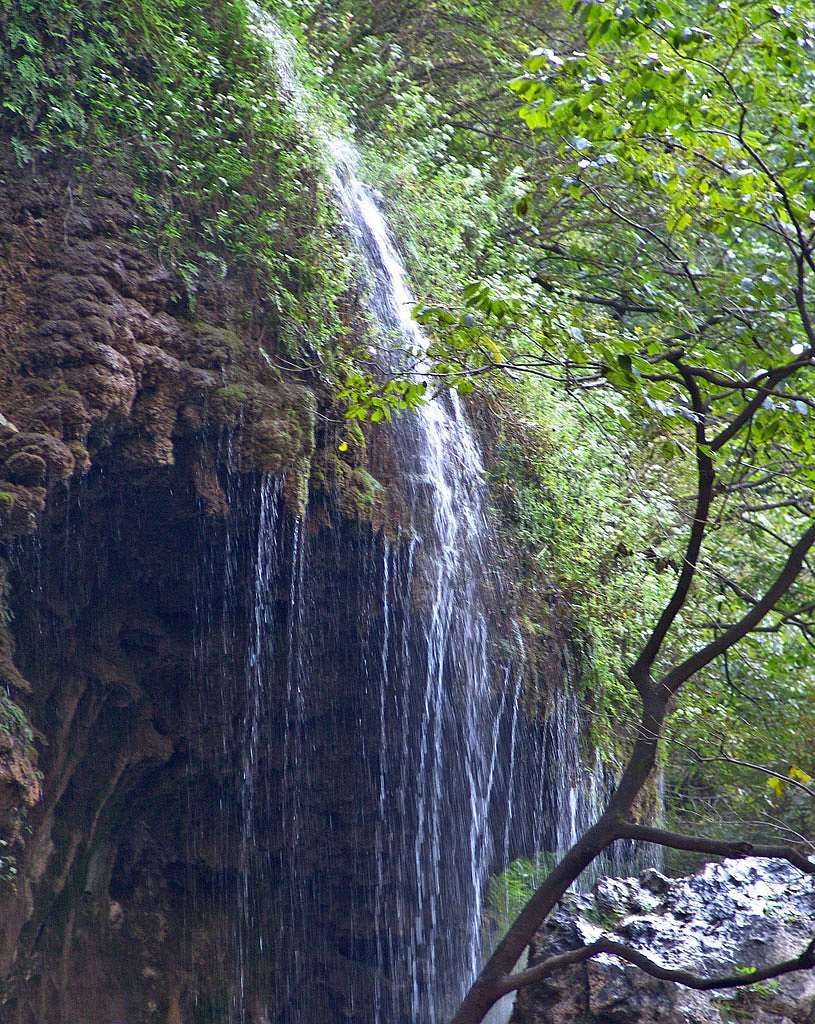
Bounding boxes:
0 159 396 542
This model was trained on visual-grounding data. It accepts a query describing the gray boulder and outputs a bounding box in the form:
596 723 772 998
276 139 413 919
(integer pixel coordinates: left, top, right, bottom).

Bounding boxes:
511 858 815 1024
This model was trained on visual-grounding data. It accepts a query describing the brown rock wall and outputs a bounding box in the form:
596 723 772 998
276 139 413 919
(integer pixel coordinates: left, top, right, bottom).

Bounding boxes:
0 161 320 540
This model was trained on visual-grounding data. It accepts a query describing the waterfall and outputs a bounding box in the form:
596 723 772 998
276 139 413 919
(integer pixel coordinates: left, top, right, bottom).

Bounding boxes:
178 10 640 1024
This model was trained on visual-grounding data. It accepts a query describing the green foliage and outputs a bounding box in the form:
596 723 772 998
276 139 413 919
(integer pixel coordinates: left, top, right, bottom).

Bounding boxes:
0 0 354 353
315 0 815 841
507 0 815 838
489 380 681 742
505 0 815 451
0 0 116 156
485 856 556 940
0 692 33 745
214 384 249 403
666 620 815 854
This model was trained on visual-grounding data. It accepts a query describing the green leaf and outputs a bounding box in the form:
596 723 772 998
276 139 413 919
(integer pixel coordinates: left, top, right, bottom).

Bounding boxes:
767 776 785 799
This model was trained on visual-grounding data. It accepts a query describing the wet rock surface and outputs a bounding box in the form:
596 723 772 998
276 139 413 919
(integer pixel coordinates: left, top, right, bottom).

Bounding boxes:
0 156 402 1022
0 157 402 543
512 858 815 1024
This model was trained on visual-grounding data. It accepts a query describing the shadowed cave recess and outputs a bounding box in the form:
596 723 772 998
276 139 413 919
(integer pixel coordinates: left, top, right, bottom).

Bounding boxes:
0 454 625 1024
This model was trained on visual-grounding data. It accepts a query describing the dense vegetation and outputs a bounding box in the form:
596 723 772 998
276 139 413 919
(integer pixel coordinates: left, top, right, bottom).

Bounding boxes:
280 0 815 863
0 0 355 353
2 0 812 931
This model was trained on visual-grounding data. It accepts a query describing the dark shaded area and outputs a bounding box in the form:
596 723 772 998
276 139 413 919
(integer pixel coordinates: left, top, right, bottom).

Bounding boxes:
0 456 603 1024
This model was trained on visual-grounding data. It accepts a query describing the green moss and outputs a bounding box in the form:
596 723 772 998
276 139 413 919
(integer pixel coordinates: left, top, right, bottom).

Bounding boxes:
0 693 33 745
214 384 248 401
211 384 249 428
210 381 252 431
195 326 246 369
583 904 625 931
310 446 387 525
250 397 313 468
68 442 91 475
0 492 15 510
484 857 557 944
483 381 682 751
250 423 291 473
212 385 244 399
345 467 383 516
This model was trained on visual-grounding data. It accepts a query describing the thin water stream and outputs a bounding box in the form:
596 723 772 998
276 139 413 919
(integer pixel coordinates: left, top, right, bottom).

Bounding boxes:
184 11 639 1023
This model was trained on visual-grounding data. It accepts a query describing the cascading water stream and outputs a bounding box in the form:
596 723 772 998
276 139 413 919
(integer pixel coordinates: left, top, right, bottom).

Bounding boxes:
180 10 645 1024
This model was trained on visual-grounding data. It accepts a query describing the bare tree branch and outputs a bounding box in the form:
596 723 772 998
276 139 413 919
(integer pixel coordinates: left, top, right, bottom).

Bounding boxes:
617 822 815 874
629 362 714 688
662 520 815 695
499 936 815 997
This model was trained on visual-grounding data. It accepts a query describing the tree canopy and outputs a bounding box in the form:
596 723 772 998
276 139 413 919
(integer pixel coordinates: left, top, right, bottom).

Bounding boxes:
322 4 815 1011
333 0 815 847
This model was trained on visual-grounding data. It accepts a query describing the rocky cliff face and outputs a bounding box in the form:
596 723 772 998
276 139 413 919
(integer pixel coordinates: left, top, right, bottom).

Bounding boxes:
0 142 610 1024
511 858 815 1024
0 159 337 536
0 156 400 1022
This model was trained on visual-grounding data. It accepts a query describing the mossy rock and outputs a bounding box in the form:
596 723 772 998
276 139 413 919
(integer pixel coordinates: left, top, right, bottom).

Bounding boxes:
1 433 75 481
210 384 249 426
214 384 248 403
246 400 315 474
343 467 383 518
5 451 46 486
191 324 245 369
209 378 318 512
68 441 91 475
311 449 385 524
0 484 46 538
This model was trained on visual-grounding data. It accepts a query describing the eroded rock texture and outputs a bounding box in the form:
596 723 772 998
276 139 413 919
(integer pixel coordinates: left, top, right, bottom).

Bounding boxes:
512 858 815 1024
0 158 397 1023
0 163 323 540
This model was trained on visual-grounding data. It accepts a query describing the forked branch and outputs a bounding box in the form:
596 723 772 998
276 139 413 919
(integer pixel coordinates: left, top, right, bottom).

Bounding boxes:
628 363 714 689
662 520 815 694
497 936 815 997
